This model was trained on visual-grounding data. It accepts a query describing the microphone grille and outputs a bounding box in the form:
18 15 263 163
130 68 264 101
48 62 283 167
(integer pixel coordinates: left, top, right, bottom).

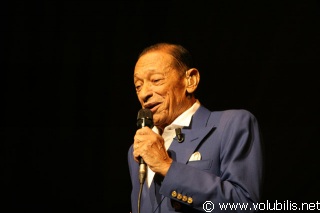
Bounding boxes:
137 108 153 120
137 108 154 128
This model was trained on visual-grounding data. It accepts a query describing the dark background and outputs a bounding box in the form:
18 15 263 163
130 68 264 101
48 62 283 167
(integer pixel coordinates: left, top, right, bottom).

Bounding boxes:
1 1 319 212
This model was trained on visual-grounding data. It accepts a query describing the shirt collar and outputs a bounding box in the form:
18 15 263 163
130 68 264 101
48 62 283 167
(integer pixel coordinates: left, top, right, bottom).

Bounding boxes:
153 100 201 133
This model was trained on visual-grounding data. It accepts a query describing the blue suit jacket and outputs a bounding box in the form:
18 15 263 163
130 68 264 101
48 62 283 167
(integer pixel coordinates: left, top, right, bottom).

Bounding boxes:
128 105 264 213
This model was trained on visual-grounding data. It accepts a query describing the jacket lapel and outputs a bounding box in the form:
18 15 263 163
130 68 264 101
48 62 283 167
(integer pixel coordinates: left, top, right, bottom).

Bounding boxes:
168 106 216 164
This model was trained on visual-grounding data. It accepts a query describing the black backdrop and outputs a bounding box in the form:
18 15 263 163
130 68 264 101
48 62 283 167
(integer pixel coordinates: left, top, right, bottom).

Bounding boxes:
2 1 319 212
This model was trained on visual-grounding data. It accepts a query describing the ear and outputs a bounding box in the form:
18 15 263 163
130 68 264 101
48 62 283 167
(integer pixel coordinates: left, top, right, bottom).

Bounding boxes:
185 68 200 94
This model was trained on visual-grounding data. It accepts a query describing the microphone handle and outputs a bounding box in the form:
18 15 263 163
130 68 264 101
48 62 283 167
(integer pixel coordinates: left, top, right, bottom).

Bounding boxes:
139 157 146 184
138 117 148 184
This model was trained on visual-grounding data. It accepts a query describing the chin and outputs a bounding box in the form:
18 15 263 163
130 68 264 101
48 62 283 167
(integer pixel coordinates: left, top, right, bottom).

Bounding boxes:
153 112 169 127
153 117 161 126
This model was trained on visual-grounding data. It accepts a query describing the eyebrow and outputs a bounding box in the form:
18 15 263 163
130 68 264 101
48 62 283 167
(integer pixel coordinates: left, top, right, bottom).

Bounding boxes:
134 69 165 78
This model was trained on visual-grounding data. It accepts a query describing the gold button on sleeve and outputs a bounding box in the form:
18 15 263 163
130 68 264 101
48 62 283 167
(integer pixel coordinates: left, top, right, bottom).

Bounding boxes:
177 193 182 200
187 197 193 204
171 191 177 198
182 195 188 202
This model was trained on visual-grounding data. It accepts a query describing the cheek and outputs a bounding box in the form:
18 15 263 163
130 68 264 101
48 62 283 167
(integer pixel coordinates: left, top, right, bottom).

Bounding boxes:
137 97 144 106
171 86 186 101
156 83 186 109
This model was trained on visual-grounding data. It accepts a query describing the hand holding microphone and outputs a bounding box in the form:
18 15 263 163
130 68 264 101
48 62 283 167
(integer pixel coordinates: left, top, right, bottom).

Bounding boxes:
134 109 172 183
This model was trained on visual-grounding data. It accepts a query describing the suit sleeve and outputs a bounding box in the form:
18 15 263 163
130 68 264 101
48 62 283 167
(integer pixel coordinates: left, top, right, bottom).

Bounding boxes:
159 110 264 212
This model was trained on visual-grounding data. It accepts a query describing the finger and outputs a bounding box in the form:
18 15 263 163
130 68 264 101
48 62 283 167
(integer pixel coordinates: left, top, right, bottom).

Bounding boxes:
132 148 140 163
136 126 152 135
133 138 141 144
158 144 164 150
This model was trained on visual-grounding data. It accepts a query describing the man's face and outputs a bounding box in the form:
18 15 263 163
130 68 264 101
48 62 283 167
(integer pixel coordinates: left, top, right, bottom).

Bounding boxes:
133 51 189 129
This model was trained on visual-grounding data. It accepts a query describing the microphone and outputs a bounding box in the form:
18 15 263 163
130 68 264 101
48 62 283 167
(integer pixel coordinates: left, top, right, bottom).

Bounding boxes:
175 128 184 143
136 108 154 184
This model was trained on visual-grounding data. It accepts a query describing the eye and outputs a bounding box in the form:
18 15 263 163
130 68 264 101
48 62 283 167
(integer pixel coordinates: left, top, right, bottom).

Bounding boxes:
135 83 142 92
152 79 160 83
150 73 165 84
151 77 164 85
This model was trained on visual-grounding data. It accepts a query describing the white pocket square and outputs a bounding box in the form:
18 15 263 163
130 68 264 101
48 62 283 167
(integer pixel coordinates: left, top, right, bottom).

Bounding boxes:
189 151 201 161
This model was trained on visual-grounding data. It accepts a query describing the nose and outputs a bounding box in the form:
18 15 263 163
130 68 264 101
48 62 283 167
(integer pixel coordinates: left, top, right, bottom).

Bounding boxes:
139 82 153 103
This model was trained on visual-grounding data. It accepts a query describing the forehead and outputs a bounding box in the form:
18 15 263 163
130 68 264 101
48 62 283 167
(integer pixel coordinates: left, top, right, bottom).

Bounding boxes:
134 51 174 75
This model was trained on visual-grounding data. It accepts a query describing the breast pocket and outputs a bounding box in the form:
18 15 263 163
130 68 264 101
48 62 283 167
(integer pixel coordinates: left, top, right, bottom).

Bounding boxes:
187 160 213 171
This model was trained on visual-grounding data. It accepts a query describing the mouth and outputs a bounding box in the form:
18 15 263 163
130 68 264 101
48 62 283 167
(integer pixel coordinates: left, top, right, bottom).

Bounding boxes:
144 102 160 114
